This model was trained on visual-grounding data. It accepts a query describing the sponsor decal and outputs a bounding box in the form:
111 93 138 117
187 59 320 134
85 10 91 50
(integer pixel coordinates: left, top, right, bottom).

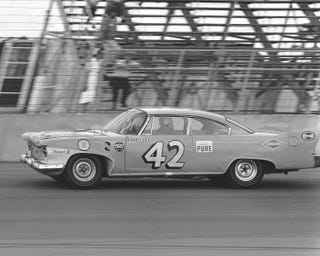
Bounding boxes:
196 141 213 152
114 142 125 152
128 137 150 143
78 139 90 151
301 131 316 141
264 139 284 149
105 141 111 151
51 149 70 154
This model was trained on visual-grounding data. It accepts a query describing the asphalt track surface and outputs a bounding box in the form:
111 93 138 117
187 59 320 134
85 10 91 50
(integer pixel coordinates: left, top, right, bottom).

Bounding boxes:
1 163 320 256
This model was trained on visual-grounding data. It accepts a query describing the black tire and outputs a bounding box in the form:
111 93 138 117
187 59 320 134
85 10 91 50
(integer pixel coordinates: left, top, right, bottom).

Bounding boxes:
49 174 65 182
227 159 263 188
64 155 102 189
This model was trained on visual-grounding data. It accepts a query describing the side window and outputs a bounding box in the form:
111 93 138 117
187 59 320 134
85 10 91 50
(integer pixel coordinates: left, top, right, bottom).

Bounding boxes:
122 112 147 135
151 116 187 135
190 118 229 135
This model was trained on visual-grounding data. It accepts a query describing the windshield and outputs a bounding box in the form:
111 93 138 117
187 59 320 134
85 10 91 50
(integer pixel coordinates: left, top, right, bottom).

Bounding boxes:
226 118 255 134
104 109 147 135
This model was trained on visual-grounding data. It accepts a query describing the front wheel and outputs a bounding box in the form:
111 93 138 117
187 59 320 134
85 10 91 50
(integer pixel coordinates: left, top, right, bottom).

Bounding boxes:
64 155 102 189
227 159 263 188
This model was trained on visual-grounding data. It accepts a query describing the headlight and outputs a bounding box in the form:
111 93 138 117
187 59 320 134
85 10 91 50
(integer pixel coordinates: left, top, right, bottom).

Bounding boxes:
78 139 90 151
301 131 316 141
42 146 48 158
28 143 32 151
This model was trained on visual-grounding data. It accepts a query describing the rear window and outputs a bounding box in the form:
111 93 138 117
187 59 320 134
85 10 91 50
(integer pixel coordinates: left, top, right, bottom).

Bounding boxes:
190 118 229 135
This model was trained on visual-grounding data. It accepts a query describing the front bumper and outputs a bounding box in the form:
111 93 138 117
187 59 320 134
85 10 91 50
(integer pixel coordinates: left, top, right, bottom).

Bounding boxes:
20 153 65 176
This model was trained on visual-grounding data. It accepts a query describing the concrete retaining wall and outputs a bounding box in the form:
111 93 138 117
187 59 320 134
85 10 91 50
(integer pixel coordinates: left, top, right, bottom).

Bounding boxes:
1 113 320 162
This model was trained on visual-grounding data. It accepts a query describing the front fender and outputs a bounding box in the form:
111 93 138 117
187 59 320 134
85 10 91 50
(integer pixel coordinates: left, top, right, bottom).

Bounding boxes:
65 152 115 177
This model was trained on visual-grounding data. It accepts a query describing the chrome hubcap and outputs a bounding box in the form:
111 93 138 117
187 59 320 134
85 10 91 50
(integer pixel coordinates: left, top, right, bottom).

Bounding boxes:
235 160 257 182
73 159 96 182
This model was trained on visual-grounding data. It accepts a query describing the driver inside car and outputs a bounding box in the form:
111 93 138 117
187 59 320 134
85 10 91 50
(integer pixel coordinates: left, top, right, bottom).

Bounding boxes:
156 117 174 135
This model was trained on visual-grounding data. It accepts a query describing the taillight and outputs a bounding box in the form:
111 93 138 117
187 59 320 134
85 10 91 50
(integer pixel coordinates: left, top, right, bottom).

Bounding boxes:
301 131 316 141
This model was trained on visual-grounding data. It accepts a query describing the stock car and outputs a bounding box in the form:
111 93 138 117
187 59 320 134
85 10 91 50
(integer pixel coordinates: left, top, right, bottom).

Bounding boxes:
20 107 320 189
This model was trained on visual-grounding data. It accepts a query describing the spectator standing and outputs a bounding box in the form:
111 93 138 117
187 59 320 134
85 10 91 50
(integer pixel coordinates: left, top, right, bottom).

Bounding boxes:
79 50 102 112
108 54 139 109
0 39 5 58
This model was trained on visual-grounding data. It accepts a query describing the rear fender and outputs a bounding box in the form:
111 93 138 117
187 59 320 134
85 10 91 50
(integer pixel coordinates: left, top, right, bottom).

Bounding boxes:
286 129 320 154
224 158 276 174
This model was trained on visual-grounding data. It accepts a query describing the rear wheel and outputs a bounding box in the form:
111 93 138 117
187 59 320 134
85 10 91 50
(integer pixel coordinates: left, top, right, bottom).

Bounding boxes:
64 155 102 189
227 159 263 188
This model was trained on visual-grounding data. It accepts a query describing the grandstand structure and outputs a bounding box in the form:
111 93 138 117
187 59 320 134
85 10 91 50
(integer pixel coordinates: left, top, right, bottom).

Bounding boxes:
1 0 320 113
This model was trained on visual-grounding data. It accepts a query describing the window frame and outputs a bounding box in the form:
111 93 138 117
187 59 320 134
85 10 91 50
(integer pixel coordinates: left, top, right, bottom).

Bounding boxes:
188 117 231 136
139 115 154 135
140 115 189 136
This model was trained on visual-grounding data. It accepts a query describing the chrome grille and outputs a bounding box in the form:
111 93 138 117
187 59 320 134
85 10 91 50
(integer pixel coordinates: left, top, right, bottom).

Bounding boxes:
29 143 44 161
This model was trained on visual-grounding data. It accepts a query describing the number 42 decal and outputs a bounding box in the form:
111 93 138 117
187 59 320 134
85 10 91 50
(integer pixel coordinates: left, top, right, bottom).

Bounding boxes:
142 140 185 169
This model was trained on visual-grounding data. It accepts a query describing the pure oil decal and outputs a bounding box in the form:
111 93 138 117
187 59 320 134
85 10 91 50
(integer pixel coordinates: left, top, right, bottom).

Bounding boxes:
196 141 213 152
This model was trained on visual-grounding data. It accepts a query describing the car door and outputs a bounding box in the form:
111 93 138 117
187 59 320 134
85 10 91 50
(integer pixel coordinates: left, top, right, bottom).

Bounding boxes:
125 115 194 174
189 117 232 174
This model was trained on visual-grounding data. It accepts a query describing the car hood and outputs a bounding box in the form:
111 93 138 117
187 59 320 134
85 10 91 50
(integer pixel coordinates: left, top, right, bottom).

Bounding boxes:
22 129 110 146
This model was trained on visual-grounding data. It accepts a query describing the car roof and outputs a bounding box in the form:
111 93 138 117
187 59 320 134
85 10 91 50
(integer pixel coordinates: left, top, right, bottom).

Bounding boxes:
138 107 227 122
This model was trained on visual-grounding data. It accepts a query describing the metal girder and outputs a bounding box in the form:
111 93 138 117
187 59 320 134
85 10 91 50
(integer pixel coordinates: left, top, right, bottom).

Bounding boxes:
159 1 201 41
161 8 175 40
238 2 274 50
297 2 320 47
298 2 320 26
57 0 320 48
56 0 73 37
122 6 139 41
221 1 236 43
179 4 202 41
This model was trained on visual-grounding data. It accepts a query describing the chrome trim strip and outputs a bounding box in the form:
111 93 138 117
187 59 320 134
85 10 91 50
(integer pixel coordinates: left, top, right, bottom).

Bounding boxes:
110 171 225 177
138 115 152 136
186 117 191 135
150 116 155 135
